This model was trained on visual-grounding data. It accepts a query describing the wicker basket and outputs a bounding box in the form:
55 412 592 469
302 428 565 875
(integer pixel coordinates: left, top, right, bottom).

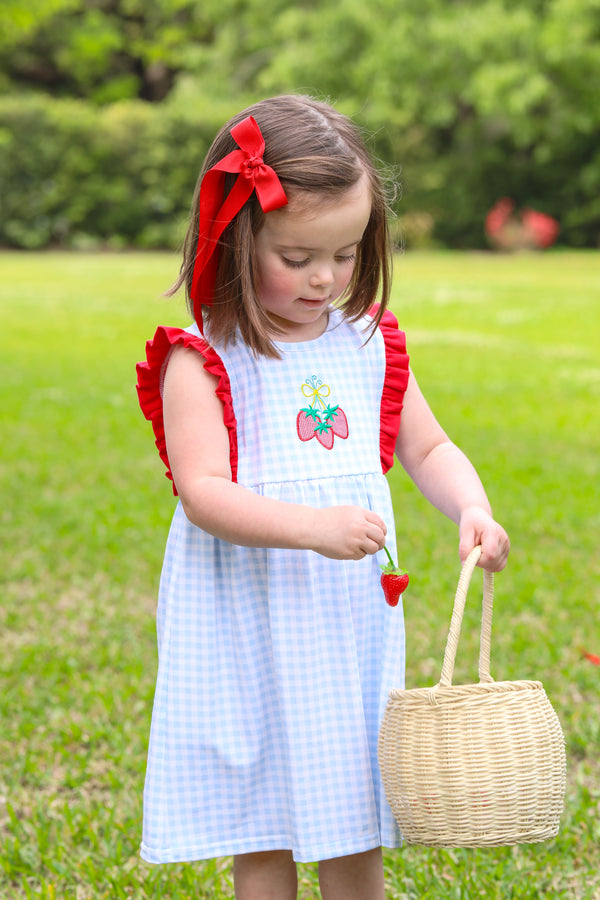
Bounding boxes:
378 546 566 847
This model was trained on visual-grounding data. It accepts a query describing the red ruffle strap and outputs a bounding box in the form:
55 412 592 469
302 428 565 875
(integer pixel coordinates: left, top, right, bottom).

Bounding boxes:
369 306 410 473
136 326 238 494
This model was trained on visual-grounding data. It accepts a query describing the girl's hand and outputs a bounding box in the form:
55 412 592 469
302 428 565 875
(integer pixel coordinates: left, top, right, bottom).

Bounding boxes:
310 506 387 560
458 506 510 572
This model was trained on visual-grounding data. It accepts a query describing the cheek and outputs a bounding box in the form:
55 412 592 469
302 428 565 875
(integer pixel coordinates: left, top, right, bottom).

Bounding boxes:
339 266 354 291
332 263 355 298
256 261 300 300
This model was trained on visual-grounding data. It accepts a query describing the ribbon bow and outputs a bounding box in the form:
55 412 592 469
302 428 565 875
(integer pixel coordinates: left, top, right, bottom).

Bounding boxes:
301 376 331 409
190 115 288 325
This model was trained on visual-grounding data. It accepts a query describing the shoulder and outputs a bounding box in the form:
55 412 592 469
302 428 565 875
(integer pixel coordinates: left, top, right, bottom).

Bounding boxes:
140 322 206 365
136 324 238 490
137 323 226 401
368 305 408 358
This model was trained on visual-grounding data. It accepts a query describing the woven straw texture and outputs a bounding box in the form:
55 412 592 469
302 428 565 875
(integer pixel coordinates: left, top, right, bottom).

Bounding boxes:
378 547 566 847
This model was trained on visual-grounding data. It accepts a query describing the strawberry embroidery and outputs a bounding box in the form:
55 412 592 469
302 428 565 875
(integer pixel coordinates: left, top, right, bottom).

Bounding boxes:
296 375 349 449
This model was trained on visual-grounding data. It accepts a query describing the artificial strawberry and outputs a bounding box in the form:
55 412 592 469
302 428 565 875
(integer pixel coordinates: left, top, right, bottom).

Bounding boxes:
380 546 409 607
297 409 318 441
328 406 348 439
314 421 335 449
296 403 349 448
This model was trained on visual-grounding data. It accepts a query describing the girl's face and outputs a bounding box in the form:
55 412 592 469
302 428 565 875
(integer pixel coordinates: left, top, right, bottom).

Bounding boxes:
254 174 372 342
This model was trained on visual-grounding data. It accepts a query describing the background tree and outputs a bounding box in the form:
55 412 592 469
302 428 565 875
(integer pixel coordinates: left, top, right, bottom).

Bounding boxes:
0 0 212 102
1 0 598 248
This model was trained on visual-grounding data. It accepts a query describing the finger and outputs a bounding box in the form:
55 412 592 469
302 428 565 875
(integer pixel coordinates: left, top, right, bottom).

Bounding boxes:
365 511 387 536
360 535 386 557
458 532 477 564
364 525 386 552
350 547 368 560
479 533 510 572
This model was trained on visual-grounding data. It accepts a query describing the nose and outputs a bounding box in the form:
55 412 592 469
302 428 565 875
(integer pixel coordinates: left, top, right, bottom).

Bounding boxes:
309 264 335 289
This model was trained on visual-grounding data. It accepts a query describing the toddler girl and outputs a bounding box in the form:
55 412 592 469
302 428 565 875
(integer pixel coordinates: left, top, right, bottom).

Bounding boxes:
137 94 509 900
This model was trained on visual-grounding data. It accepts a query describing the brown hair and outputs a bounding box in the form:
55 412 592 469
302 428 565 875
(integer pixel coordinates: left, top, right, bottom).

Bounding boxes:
171 94 393 357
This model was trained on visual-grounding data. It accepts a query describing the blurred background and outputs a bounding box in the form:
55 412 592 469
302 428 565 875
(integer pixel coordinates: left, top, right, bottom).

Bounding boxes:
1 0 598 253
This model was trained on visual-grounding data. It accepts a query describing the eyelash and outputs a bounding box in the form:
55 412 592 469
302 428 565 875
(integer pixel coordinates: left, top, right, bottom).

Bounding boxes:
282 254 356 269
283 258 309 269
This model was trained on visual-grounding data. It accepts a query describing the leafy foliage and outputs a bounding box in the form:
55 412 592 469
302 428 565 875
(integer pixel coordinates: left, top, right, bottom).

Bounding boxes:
0 94 231 249
0 0 209 102
0 0 599 247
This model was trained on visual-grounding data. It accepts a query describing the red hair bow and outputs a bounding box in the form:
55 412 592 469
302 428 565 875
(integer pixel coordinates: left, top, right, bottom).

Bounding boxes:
190 115 288 325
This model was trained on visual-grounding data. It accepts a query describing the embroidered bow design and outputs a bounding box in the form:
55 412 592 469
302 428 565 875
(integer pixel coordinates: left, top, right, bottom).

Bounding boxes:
297 376 349 449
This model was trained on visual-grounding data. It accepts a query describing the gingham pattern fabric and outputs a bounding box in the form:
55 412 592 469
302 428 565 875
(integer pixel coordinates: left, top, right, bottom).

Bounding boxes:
141 309 406 864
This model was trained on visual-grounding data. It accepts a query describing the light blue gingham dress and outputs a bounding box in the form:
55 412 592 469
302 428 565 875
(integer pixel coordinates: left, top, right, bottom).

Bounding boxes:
139 308 407 864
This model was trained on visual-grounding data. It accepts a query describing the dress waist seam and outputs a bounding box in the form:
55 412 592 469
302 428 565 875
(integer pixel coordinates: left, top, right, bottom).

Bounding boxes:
239 470 386 491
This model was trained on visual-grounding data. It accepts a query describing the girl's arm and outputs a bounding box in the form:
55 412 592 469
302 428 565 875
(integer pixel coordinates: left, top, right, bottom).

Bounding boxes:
162 345 387 560
395 371 510 572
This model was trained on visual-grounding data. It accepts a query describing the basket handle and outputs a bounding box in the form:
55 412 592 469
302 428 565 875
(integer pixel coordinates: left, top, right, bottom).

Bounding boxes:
438 545 495 687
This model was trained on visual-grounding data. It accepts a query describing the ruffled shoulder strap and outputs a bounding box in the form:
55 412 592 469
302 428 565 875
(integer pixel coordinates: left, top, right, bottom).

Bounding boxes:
136 326 238 494
368 306 410 473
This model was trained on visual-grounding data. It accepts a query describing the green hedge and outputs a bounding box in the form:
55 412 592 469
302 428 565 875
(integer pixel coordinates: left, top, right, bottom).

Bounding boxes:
1 92 598 250
0 95 230 250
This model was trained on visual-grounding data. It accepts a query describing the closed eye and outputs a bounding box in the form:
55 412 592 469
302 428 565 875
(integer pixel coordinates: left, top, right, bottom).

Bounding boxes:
283 253 356 269
282 257 310 269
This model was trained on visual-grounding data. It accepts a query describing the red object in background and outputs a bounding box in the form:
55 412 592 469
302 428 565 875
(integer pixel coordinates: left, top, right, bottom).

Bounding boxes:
485 197 515 237
521 208 561 248
583 651 600 666
485 198 560 250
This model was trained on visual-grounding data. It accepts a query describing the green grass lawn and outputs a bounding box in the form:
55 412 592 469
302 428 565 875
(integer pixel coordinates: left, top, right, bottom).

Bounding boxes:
1 249 598 899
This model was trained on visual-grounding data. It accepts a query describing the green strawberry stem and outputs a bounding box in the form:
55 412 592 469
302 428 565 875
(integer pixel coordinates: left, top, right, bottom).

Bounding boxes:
383 545 396 568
